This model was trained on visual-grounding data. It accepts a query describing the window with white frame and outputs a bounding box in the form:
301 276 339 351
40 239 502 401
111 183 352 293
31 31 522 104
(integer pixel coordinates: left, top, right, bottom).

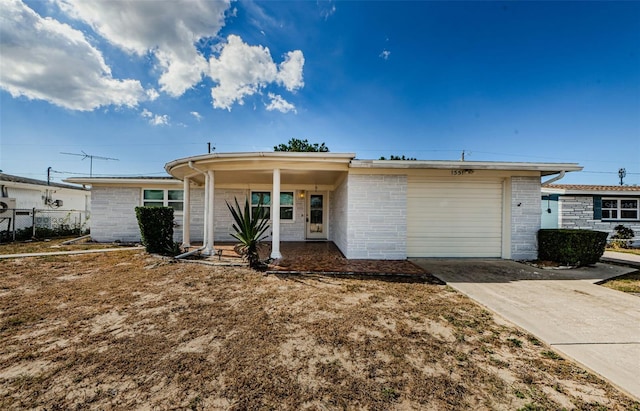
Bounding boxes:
143 189 184 211
602 198 639 221
251 191 294 220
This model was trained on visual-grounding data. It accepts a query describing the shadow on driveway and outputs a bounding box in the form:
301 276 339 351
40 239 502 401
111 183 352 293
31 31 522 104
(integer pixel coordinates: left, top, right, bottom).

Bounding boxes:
411 259 635 284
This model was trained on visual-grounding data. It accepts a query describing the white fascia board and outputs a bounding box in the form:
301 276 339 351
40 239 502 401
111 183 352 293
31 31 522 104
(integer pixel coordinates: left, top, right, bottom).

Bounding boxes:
540 187 567 195
542 187 640 196
64 177 180 187
165 151 356 172
350 160 582 175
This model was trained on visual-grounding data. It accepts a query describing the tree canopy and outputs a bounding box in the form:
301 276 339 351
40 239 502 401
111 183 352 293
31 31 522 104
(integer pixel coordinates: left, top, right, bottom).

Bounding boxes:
274 138 329 152
379 155 417 160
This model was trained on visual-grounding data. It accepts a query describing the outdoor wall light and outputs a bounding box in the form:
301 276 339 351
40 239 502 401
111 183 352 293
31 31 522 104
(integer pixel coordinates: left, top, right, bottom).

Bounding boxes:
299 191 305 199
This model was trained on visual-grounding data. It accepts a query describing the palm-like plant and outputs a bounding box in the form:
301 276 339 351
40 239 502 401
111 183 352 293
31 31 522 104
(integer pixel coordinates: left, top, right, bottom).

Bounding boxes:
226 197 270 269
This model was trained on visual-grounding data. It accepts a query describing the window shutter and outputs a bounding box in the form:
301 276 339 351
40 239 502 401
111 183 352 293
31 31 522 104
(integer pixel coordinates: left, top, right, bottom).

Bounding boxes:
593 196 602 220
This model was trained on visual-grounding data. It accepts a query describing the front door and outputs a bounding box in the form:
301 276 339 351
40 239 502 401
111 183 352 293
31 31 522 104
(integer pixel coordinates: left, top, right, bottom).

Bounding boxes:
306 192 327 239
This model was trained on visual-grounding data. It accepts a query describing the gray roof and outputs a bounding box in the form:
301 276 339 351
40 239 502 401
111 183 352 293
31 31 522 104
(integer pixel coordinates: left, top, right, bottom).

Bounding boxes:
0 173 89 191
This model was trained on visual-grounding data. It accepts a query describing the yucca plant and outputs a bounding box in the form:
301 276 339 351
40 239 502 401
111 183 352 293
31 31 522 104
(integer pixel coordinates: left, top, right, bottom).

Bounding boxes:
226 196 270 269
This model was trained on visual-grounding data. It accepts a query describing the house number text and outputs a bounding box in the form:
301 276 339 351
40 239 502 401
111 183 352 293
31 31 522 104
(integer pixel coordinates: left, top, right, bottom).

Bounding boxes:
451 170 475 175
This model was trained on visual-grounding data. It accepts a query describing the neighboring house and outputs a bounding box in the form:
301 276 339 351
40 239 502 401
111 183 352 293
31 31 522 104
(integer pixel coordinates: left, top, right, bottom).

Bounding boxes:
0 173 91 231
66 152 581 260
0 172 91 211
541 184 640 242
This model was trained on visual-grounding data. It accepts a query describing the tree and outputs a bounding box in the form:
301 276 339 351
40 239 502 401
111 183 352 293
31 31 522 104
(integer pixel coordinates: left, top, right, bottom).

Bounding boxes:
274 138 329 152
379 155 417 160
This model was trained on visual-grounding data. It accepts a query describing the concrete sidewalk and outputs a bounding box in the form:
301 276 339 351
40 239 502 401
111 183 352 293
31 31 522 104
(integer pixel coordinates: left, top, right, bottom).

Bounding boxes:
602 250 640 268
0 246 144 259
411 259 640 401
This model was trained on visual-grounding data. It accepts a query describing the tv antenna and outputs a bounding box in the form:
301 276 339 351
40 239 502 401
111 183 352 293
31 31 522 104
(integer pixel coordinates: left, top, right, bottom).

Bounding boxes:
60 151 119 177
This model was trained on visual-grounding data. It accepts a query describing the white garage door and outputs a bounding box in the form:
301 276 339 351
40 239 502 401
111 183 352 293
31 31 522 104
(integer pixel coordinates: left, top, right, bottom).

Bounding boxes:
407 177 504 257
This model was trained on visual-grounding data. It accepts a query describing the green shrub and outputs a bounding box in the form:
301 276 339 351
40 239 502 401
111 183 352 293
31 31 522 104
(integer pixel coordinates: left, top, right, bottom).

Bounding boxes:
135 206 177 255
538 229 608 266
610 224 635 249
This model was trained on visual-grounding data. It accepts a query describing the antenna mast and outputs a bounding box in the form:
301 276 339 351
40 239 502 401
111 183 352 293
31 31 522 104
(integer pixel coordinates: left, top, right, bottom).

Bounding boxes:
60 151 119 177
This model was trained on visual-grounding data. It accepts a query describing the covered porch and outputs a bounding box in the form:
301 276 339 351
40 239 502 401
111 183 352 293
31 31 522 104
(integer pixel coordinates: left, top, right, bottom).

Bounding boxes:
165 152 355 260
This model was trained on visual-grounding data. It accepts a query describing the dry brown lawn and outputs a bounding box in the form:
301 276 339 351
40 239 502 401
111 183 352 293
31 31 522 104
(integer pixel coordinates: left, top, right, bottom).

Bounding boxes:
1 251 638 410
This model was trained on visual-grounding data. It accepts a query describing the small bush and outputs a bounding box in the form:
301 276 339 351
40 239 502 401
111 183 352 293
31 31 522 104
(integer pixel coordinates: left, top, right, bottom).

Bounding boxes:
610 224 635 249
135 206 177 255
538 229 608 267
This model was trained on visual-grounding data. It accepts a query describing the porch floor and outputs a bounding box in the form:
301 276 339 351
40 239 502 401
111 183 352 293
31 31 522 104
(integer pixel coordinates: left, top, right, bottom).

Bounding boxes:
193 241 427 275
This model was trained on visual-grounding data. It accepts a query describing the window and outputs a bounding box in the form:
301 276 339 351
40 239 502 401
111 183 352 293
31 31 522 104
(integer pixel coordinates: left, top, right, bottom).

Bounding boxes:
602 198 639 221
251 191 294 221
143 189 184 212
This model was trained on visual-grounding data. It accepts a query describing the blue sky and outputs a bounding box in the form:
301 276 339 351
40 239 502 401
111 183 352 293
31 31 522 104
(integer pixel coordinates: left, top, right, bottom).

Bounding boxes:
1 0 639 185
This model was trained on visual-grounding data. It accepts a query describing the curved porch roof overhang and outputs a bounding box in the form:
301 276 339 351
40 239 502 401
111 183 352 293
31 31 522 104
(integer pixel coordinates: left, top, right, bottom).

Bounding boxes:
165 152 356 188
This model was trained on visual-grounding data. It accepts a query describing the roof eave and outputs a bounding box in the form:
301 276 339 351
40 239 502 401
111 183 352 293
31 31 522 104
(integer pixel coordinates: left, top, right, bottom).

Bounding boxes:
350 160 583 175
64 177 179 186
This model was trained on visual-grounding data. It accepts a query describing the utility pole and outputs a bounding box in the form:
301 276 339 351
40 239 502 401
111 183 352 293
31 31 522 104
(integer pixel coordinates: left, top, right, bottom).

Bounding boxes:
207 142 215 153
618 168 626 186
47 167 51 185
60 151 119 177
461 150 466 161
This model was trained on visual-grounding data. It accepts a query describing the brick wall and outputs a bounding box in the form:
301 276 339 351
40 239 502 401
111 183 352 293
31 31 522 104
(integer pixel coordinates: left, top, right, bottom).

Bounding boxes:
511 177 541 260
345 174 407 259
559 195 640 237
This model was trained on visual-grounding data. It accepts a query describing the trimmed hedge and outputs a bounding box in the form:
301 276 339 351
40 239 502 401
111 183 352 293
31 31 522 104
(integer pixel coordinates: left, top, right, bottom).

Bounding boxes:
538 229 608 266
135 206 175 255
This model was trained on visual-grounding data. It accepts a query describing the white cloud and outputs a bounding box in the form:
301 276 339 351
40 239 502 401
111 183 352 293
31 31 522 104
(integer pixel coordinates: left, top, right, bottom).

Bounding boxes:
190 111 202 121
0 0 146 111
58 0 230 97
146 89 160 101
265 93 296 114
208 35 304 110
277 51 305 91
379 50 391 60
318 1 336 20
1 1 304 114
141 108 169 126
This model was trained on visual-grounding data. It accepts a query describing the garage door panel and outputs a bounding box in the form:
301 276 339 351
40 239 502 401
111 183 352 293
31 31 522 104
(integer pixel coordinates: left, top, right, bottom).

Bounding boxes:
407 177 503 257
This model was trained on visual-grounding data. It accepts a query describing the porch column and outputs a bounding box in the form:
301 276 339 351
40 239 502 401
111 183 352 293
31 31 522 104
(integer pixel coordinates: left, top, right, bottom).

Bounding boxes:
182 176 191 248
270 168 282 259
202 173 209 251
204 170 216 256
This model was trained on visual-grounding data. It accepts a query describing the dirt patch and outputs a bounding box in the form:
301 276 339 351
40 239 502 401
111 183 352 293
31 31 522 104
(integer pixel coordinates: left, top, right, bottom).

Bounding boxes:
0 251 638 410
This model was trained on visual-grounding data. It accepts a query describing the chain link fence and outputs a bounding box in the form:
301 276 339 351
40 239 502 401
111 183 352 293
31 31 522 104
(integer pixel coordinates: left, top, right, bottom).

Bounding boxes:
0 209 89 243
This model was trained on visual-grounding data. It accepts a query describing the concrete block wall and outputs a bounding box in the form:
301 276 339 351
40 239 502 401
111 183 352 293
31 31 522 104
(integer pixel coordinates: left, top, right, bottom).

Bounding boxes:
90 187 141 242
329 176 349 255
213 189 247 242
345 174 407 259
91 185 312 244
511 176 541 260
279 193 306 241
559 195 640 237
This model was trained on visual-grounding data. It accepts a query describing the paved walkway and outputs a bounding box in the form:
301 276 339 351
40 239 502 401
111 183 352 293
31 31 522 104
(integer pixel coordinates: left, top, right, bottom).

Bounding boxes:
0 246 144 259
602 250 640 268
411 259 640 401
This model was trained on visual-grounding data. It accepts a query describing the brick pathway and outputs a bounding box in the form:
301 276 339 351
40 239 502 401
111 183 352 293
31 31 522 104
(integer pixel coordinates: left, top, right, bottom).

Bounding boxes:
205 241 428 275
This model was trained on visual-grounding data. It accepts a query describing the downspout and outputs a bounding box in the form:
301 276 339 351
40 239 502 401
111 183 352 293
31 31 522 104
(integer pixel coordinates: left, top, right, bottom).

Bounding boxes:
174 246 206 260
541 170 565 186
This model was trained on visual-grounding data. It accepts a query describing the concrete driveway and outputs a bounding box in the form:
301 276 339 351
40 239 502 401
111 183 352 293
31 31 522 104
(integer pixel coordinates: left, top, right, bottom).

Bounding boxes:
411 259 640 401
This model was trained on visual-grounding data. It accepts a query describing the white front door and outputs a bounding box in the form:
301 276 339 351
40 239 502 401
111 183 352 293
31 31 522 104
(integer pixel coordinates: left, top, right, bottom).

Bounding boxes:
306 192 328 239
